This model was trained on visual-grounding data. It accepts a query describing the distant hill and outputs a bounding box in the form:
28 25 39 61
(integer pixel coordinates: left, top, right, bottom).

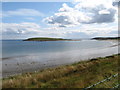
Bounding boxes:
92 37 120 40
23 37 72 41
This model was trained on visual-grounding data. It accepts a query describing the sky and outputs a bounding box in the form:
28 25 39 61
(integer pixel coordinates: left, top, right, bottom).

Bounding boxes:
1 0 119 39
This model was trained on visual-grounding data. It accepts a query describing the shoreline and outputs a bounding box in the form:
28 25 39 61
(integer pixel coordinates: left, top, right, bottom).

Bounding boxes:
2 53 119 78
2 40 119 78
3 53 120 88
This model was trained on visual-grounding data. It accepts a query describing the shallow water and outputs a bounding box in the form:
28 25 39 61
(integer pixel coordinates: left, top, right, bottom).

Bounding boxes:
2 40 119 77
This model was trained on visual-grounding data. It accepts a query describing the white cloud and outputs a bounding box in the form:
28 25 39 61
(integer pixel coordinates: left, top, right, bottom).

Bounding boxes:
44 0 118 27
3 9 44 17
2 22 41 34
98 10 110 14
1 21 118 39
1 22 68 39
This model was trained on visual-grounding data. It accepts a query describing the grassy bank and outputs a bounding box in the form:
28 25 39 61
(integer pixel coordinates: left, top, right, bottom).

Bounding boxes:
2 54 119 88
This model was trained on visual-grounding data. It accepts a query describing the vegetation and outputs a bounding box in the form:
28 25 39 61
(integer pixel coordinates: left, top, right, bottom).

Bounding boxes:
2 54 119 88
92 37 120 40
23 37 72 41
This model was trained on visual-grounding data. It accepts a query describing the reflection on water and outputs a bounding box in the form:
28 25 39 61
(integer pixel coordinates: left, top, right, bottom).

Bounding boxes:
2 40 119 77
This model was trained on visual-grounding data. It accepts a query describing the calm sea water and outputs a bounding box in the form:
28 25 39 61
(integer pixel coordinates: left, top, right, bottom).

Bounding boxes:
2 40 118 58
2 40 119 77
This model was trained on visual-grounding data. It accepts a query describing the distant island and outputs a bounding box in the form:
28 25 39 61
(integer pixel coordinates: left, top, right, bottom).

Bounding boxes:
92 37 120 40
23 37 75 41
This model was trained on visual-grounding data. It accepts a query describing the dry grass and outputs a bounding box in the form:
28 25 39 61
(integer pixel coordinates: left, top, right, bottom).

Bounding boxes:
2 54 119 88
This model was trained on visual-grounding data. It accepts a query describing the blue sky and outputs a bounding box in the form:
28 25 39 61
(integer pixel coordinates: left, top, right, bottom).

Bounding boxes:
2 2 64 23
1 0 119 39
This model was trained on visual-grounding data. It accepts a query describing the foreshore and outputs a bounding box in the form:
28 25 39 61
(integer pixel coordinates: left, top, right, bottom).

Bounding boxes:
2 54 119 88
2 38 119 78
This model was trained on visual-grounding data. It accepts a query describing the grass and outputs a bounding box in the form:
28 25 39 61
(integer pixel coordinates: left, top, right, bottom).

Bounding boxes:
2 54 119 88
23 37 71 41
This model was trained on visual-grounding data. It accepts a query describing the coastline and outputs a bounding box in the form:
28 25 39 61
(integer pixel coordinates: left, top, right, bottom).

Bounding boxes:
2 50 118 78
2 40 119 78
2 54 119 88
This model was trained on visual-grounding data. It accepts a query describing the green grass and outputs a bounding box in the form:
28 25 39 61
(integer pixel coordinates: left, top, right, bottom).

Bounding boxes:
24 37 71 41
2 54 119 88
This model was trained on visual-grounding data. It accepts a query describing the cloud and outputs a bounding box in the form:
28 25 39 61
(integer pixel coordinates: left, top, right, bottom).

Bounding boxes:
44 0 118 27
3 9 44 17
112 0 120 6
1 21 118 39
1 22 68 39
2 22 41 35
